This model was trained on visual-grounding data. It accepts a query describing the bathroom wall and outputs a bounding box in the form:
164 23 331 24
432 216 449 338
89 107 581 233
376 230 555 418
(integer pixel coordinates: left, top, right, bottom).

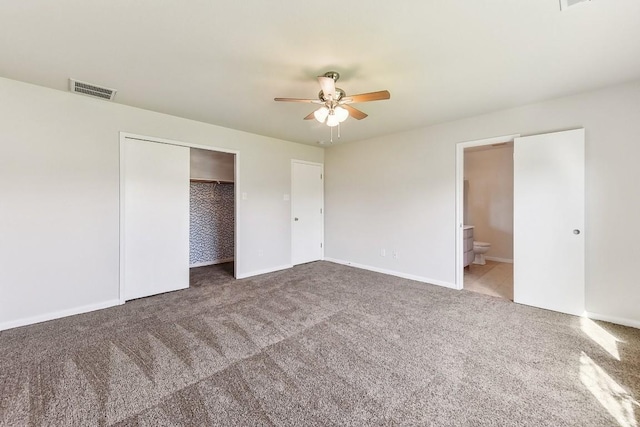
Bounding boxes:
464 144 514 262
190 182 235 266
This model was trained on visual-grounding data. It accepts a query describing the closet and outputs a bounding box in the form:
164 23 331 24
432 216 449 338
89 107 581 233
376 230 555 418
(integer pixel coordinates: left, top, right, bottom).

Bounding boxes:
189 148 235 268
121 135 237 302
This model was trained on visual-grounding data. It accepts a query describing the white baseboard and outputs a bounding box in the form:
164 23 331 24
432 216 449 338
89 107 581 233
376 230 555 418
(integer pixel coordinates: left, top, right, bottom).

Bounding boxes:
324 258 458 290
190 257 234 268
586 311 640 330
236 264 292 279
0 299 123 332
485 256 513 263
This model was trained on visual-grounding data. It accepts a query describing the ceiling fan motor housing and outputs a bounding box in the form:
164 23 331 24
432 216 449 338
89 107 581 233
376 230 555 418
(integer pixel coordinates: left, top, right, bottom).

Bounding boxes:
319 88 345 103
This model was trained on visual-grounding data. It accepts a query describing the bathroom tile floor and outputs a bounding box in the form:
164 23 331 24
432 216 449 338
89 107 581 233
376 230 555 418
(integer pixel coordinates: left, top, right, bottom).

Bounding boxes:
464 260 513 301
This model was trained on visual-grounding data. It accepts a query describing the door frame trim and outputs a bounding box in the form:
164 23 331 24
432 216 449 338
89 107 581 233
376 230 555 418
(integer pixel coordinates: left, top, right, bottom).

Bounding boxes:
119 132 240 304
290 159 324 266
455 134 520 290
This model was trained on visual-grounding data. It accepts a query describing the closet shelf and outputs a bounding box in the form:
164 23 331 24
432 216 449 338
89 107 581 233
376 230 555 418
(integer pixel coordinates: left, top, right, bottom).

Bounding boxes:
190 179 234 184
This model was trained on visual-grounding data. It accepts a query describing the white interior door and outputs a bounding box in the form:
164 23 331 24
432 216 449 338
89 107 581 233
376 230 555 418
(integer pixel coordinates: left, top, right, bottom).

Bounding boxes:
292 161 323 265
122 139 190 301
513 129 585 316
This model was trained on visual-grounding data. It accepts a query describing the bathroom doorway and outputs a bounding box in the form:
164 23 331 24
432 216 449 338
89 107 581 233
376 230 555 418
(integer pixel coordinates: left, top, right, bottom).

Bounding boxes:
462 142 514 300
456 134 518 301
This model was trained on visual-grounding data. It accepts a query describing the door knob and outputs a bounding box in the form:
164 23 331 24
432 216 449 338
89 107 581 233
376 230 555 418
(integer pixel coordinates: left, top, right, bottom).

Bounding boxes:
294 217 299 221
573 229 580 235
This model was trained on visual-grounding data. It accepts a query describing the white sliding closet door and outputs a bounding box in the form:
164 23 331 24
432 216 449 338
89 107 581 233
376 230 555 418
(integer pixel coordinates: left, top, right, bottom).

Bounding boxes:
122 138 190 301
513 129 585 316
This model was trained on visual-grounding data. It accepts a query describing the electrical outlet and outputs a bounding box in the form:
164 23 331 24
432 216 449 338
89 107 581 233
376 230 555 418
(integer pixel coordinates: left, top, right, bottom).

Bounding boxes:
392 251 398 259
258 250 264 257
381 248 386 257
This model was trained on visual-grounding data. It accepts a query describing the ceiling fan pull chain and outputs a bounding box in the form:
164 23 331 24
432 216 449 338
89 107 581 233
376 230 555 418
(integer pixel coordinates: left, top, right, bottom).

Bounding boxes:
330 126 333 143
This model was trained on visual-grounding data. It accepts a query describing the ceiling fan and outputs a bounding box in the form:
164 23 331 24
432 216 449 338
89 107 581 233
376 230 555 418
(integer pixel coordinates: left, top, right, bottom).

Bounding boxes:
274 71 391 129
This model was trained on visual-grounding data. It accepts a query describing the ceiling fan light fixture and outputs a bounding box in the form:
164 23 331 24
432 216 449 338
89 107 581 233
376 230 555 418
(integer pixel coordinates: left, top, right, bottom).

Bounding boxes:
314 106 329 123
275 70 390 133
335 106 349 122
326 113 340 127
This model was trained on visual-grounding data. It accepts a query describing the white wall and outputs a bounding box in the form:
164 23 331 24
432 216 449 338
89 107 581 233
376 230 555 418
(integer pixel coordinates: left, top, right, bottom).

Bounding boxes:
325 79 640 327
465 145 514 261
0 77 322 330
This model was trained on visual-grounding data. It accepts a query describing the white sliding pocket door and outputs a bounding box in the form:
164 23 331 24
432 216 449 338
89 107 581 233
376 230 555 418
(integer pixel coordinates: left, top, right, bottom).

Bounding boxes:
122 138 190 301
513 129 585 316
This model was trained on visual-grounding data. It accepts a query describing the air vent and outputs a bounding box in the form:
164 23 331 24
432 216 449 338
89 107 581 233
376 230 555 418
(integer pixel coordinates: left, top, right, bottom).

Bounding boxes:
69 79 117 100
560 0 590 10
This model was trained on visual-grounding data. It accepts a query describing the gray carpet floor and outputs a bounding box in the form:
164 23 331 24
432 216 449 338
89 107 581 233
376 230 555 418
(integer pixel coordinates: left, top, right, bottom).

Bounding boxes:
1 261 639 426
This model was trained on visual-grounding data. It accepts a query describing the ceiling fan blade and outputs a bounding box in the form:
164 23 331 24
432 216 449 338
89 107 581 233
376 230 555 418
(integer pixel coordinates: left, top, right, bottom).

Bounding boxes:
346 90 391 103
343 104 368 120
317 76 336 100
274 97 322 103
303 111 315 120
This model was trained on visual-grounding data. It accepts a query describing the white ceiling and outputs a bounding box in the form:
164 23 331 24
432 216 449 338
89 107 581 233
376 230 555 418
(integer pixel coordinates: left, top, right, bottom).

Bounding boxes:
1 1 639 146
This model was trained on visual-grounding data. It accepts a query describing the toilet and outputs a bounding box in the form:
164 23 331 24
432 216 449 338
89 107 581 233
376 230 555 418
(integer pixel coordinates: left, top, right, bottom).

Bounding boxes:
473 241 491 265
